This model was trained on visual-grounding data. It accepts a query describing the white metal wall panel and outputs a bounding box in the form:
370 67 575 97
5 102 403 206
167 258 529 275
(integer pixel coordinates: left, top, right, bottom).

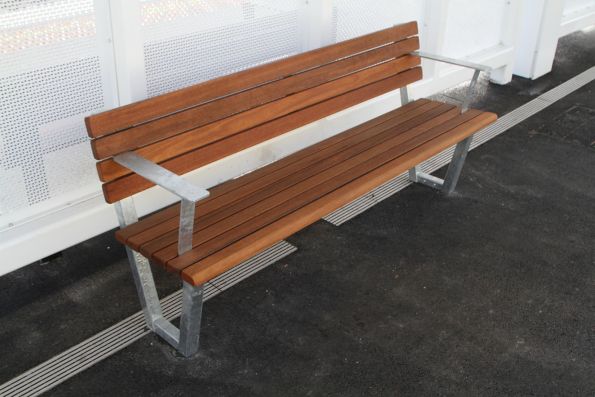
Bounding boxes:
0 0 115 229
560 0 595 37
138 0 303 97
564 0 595 14
331 0 424 43
441 0 507 58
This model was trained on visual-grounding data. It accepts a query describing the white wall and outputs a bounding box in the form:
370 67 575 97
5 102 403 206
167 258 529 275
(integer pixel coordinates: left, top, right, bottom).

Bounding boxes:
0 0 590 276
513 0 595 79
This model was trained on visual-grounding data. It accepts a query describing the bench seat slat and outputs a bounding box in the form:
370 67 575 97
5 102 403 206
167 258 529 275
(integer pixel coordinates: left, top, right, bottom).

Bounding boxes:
115 100 496 284
163 108 485 271
118 100 438 248
115 99 433 244
179 110 496 286
147 104 462 266
132 102 455 257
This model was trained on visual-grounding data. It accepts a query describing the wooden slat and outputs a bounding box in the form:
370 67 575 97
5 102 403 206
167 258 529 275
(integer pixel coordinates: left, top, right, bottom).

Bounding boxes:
92 38 420 160
85 22 418 138
133 103 456 256
181 112 497 285
102 67 423 203
121 101 442 249
163 110 487 271
99 65 422 185
115 99 432 244
147 107 460 264
97 56 420 183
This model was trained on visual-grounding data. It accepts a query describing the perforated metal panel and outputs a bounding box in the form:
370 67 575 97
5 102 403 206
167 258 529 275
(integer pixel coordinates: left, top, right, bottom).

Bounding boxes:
0 0 114 225
331 0 424 42
139 0 304 97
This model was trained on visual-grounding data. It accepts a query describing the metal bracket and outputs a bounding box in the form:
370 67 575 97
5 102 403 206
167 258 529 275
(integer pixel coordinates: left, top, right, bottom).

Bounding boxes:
408 135 473 195
408 167 444 189
400 85 410 105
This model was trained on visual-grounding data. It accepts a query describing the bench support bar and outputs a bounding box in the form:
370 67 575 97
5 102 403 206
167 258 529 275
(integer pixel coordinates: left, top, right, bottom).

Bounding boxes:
408 135 473 195
114 198 205 357
409 168 444 189
442 135 473 194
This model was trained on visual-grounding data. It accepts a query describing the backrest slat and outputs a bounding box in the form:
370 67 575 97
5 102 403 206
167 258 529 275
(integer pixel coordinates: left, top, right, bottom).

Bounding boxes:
86 21 418 138
97 54 420 182
101 67 422 203
86 22 422 203
92 37 419 160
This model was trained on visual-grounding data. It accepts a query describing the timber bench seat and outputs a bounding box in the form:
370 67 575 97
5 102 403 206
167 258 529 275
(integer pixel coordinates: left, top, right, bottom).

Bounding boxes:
86 21 497 357
116 99 494 286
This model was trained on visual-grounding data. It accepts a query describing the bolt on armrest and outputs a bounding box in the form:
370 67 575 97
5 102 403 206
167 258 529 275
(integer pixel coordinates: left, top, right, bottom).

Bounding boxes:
114 152 209 255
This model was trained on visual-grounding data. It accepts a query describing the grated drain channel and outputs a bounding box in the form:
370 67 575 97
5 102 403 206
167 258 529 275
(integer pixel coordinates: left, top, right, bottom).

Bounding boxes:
324 66 595 226
0 241 297 397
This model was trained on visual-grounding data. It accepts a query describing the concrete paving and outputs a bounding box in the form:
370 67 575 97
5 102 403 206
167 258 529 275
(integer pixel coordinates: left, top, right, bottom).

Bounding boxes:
0 30 594 396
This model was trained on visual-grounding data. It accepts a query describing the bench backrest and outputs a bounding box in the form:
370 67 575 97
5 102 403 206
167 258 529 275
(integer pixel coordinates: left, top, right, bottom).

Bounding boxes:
86 21 421 203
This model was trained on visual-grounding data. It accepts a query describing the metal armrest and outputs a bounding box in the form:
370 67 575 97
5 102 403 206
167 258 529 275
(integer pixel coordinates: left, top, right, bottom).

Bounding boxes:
412 50 492 112
114 152 209 202
413 51 491 73
114 151 210 255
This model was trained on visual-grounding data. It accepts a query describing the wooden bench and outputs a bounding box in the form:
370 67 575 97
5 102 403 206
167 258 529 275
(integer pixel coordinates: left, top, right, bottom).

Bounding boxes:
86 21 497 357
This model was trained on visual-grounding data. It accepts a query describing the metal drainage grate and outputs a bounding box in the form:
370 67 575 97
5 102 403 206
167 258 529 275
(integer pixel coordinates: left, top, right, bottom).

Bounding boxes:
324 66 595 226
0 241 297 397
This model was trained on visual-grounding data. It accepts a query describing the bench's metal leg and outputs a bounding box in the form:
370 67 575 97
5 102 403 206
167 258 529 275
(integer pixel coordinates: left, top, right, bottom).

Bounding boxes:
408 135 474 195
177 282 205 357
400 85 410 105
115 198 205 357
125 249 164 328
408 165 419 182
442 135 473 195
461 69 481 113
115 199 163 328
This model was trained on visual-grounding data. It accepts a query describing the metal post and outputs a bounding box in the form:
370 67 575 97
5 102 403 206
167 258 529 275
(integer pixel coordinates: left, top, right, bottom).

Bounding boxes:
461 69 481 113
442 136 473 194
178 199 196 255
400 85 410 105
177 282 205 357
408 165 419 182
114 198 164 329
